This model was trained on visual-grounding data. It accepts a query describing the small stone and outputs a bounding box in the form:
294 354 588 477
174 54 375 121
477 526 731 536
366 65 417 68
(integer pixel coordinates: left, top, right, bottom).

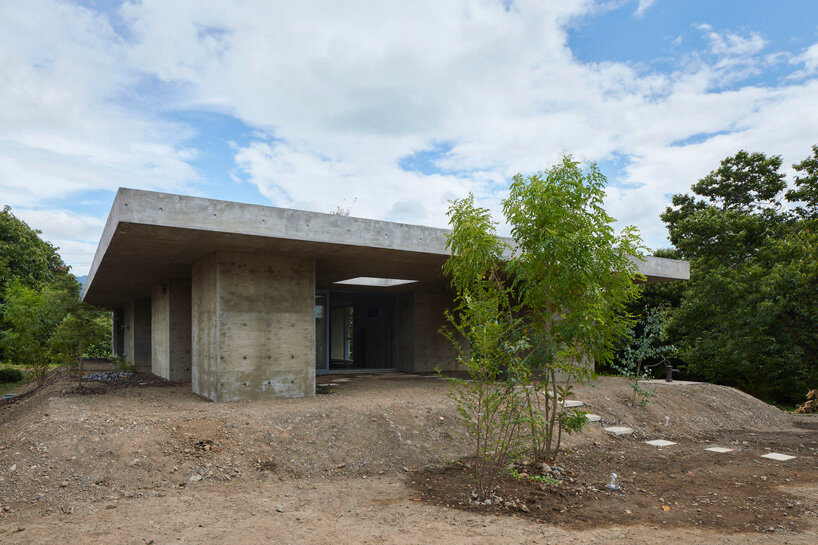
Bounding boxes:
189 474 202 482
520 504 530 513
8 465 15 472
336 463 346 469
59 481 69 488
275 505 284 513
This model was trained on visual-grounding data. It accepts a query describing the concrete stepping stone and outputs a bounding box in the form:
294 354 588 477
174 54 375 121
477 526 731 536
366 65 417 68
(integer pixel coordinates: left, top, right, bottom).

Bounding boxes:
705 447 734 453
562 400 584 408
645 439 677 447
604 426 633 436
761 453 796 461
585 413 602 422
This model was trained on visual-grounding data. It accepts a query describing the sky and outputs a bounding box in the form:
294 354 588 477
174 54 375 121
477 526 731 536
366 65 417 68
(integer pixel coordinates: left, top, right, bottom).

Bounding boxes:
2 0 818 276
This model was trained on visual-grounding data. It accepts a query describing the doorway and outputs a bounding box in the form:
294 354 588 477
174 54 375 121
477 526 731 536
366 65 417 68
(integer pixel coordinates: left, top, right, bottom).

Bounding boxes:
315 291 397 373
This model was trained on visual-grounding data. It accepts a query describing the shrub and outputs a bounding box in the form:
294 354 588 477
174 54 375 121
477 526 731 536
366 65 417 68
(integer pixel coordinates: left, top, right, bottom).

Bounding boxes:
0 367 24 383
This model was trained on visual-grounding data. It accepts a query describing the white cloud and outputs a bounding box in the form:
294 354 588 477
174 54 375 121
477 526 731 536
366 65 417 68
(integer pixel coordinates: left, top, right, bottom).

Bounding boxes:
2 0 818 274
12 208 107 274
634 0 656 18
789 42 818 79
0 1 199 205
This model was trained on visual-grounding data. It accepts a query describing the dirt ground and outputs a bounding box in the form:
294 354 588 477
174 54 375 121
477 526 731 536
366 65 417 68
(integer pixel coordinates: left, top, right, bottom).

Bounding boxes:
0 369 816 544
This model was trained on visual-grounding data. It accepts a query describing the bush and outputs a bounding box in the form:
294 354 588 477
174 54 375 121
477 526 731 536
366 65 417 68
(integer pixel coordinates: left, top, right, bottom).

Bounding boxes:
0 367 23 383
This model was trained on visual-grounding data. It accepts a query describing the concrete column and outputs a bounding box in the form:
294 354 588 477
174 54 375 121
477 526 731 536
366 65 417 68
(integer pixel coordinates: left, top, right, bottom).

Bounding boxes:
192 251 315 402
123 298 151 371
151 279 192 381
112 308 125 359
410 290 460 372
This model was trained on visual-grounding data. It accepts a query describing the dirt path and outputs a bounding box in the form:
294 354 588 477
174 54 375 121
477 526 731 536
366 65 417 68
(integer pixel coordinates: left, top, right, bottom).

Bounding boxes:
0 371 815 544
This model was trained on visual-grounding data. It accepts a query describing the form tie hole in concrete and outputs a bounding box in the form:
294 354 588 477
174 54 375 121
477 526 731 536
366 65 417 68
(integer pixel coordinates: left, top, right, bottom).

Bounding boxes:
606 473 620 491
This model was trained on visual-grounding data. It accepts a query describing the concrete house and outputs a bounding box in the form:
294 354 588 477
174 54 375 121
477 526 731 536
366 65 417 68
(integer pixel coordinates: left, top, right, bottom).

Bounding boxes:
82 188 689 402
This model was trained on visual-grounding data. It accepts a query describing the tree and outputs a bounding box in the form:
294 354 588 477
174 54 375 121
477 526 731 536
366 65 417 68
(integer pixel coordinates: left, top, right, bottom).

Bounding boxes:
661 148 818 404
51 305 111 385
442 194 527 499
0 205 71 293
502 157 644 462
615 306 675 406
443 156 645 494
1 206 78 364
787 145 818 220
0 279 76 384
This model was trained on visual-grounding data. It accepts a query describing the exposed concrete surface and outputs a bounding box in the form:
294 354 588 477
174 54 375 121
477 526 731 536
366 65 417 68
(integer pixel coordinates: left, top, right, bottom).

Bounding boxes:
192 251 315 401
151 279 192 381
123 298 151 370
192 253 219 400
83 188 690 307
412 291 460 372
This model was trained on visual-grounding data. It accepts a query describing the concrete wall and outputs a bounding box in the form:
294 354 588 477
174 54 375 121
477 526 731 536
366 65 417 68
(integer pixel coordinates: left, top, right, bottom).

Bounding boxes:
151 279 192 381
123 298 151 370
192 251 315 402
411 291 460 372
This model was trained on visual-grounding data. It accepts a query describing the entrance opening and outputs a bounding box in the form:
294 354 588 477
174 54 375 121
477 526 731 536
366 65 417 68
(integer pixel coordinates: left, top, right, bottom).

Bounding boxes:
315 291 397 373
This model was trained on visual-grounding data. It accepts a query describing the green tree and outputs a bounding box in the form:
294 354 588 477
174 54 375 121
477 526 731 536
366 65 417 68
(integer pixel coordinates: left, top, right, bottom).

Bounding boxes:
615 306 675 406
662 148 818 404
787 144 818 220
0 205 71 293
442 194 527 499
502 157 644 462
0 279 76 384
443 156 645 492
51 305 112 384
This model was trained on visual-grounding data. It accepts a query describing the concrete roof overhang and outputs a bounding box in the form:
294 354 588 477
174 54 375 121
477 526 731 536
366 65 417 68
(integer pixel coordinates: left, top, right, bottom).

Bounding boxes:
82 189 690 308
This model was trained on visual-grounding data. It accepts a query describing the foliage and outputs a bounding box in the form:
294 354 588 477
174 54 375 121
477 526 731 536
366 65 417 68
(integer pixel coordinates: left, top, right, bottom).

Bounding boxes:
50 305 111 383
0 205 72 294
440 194 527 499
0 207 111 379
502 156 645 462
787 145 818 220
603 248 685 377
0 367 23 383
442 156 645 496
661 148 818 404
111 356 136 373
0 278 78 384
615 306 674 406
508 468 559 486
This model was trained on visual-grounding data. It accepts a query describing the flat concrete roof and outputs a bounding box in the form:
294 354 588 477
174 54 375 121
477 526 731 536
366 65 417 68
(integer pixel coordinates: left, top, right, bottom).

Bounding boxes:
82 188 689 307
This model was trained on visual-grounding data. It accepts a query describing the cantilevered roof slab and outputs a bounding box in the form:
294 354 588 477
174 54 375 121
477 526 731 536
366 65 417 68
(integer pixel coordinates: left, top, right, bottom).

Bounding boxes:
82 188 690 307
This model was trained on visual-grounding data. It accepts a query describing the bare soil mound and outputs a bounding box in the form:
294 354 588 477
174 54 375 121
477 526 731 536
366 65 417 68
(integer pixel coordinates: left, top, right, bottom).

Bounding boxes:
413 427 817 533
0 369 814 543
